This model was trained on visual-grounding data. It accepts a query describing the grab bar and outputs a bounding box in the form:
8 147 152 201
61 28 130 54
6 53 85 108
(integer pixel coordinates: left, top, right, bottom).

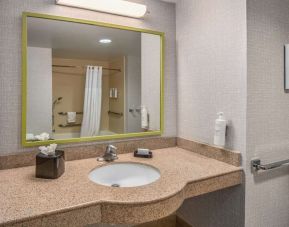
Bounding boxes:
58 112 83 115
251 158 289 171
108 111 123 116
58 123 81 128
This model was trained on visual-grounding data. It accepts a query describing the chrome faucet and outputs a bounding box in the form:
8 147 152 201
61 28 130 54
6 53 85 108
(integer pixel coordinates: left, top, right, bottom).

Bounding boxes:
97 145 118 162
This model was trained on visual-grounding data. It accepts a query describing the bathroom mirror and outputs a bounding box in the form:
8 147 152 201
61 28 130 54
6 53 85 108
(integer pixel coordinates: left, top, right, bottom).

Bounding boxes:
22 12 164 146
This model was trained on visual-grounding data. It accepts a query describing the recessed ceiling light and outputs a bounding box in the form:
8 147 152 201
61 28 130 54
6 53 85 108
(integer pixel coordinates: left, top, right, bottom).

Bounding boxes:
99 39 112 44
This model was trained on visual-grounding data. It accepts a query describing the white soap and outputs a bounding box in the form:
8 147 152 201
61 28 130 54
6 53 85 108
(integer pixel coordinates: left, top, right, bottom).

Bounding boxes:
137 148 150 155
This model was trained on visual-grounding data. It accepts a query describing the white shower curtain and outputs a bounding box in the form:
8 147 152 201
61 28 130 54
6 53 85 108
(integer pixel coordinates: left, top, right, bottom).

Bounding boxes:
80 66 102 137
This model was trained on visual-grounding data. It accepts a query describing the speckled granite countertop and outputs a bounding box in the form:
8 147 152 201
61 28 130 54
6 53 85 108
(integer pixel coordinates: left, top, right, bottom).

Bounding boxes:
0 147 242 227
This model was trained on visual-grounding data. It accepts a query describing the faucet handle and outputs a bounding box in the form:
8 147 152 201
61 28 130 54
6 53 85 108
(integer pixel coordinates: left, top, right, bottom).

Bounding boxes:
98 145 118 162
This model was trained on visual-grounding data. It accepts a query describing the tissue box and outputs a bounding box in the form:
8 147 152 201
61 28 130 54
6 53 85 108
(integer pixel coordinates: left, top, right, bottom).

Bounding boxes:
36 150 65 179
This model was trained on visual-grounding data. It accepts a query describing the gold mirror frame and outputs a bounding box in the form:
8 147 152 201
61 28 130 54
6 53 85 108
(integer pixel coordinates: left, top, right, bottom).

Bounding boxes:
22 12 164 147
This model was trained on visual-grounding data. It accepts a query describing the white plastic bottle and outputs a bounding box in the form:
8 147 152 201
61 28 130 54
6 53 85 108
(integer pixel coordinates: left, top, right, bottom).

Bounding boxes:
213 112 227 147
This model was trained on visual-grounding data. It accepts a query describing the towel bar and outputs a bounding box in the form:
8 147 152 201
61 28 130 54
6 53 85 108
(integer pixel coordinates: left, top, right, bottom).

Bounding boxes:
251 158 289 171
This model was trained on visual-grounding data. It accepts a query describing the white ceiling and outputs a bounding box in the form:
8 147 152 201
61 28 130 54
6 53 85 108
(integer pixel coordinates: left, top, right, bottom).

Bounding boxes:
27 17 141 60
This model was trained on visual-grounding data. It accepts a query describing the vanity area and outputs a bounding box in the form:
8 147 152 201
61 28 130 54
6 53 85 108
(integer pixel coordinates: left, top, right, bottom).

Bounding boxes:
4 0 289 226
0 146 242 227
0 6 243 227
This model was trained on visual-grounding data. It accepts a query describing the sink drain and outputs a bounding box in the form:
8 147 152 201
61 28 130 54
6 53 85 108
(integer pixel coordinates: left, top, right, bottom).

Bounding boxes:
111 184 120 187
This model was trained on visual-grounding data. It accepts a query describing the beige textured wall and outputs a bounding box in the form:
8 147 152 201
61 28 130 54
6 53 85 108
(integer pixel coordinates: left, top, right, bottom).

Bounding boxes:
0 0 176 154
246 0 289 226
52 57 110 134
176 0 247 153
175 0 246 226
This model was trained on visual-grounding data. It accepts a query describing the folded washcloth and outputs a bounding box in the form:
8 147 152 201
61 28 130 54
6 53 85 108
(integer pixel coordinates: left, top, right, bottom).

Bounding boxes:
35 132 50 141
67 112 76 123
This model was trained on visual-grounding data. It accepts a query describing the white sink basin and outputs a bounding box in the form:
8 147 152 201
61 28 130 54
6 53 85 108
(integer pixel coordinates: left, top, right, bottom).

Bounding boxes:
88 162 160 187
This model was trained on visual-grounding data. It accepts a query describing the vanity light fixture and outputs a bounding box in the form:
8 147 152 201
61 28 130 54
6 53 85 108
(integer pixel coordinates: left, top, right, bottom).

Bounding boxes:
99 39 112 44
56 0 147 18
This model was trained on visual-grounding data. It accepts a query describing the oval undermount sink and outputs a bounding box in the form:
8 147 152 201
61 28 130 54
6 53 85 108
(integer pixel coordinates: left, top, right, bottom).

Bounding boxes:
88 162 160 187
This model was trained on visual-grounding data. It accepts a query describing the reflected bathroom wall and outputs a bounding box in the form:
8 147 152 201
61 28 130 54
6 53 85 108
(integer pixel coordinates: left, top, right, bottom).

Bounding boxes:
27 46 52 136
52 57 110 139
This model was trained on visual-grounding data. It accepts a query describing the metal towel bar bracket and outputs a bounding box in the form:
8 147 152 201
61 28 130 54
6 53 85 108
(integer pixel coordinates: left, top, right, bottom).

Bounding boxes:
251 158 289 171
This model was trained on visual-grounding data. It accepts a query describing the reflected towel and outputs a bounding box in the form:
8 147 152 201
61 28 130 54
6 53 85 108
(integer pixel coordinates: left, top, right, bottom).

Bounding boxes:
141 105 149 129
35 132 50 141
67 112 76 123
26 133 35 141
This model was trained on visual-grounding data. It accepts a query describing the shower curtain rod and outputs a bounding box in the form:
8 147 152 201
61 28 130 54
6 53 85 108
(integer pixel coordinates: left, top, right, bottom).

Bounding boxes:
52 64 121 72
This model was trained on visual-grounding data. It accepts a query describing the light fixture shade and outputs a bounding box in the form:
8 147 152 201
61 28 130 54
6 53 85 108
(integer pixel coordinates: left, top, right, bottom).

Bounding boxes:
56 0 147 18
